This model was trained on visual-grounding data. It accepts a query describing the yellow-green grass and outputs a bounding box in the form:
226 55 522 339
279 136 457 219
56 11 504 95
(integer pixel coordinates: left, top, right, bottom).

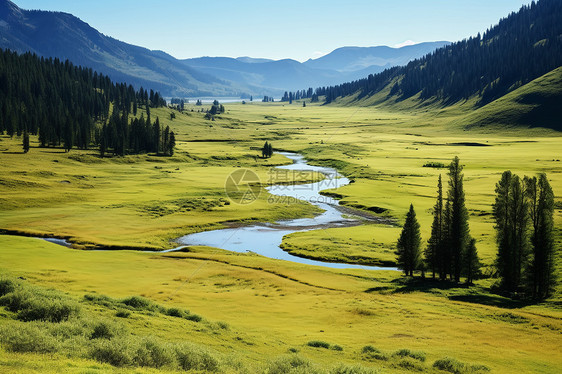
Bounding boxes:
1 235 561 373
1 98 562 372
0 107 324 249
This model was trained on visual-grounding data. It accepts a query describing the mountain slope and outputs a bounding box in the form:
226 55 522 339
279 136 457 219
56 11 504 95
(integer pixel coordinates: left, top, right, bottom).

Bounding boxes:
460 66 562 131
0 0 241 97
318 0 562 130
303 42 449 72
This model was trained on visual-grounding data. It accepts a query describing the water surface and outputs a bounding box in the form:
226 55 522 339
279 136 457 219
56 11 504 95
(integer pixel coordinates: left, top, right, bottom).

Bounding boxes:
176 152 397 271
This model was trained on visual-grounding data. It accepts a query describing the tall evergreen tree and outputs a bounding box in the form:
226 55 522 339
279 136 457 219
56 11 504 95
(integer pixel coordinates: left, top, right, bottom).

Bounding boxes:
169 131 176 156
163 125 170 155
445 156 470 282
493 171 513 288
493 172 530 292
525 174 556 299
153 118 160 154
396 204 422 276
63 119 73 152
464 238 481 285
22 130 30 153
426 174 444 279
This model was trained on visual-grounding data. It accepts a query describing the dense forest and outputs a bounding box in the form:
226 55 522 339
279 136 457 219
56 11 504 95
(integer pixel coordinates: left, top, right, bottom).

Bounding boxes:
0 48 169 155
284 0 562 107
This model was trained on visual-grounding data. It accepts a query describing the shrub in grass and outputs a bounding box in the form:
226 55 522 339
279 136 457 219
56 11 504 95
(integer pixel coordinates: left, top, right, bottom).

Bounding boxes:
288 347 299 353
361 345 380 354
307 340 331 349
0 290 33 312
184 313 203 322
330 364 380 374
133 337 175 368
433 357 490 374
331 344 344 351
115 309 131 318
174 343 220 372
0 286 80 322
361 347 389 361
17 298 80 322
395 358 425 371
84 294 116 308
0 323 58 353
121 296 153 310
393 348 426 362
165 307 186 318
423 162 446 168
90 338 133 367
49 320 88 340
266 355 318 374
90 321 115 340
0 278 17 296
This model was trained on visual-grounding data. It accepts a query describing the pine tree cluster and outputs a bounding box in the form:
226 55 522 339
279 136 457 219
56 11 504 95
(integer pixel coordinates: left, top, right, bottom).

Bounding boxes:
262 141 273 158
398 157 480 283
0 49 168 154
493 172 555 299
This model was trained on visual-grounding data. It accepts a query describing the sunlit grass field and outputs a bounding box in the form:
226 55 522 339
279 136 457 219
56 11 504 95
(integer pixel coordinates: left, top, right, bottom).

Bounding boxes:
1 99 561 372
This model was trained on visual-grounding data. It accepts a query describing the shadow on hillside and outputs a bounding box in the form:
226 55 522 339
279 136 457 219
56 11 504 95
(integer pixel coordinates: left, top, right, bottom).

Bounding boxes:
366 277 533 309
448 294 532 309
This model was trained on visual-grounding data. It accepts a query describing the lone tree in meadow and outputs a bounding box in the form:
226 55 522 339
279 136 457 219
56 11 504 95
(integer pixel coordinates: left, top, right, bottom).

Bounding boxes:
493 171 529 293
445 156 470 282
525 174 555 299
22 130 30 153
396 204 422 276
426 174 444 279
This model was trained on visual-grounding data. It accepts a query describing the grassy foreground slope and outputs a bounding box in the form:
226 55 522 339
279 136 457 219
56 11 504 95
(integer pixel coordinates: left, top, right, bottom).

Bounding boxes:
1 235 561 373
0 100 561 372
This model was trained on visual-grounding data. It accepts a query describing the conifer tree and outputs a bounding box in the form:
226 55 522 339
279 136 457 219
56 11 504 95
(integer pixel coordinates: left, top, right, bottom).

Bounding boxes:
63 119 73 152
426 174 444 278
153 118 160 154
525 174 556 299
22 130 30 153
493 172 529 292
445 156 470 282
163 125 170 155
262 141 269 158
396 204 422 276
464 238 481 285
169 131 176 156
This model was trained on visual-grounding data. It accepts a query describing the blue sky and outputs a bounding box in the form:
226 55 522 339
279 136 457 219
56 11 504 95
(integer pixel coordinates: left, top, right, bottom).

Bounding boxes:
14 0 532 61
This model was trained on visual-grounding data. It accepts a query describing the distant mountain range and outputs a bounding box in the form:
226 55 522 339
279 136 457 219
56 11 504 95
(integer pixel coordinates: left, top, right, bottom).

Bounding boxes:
0 0 448 97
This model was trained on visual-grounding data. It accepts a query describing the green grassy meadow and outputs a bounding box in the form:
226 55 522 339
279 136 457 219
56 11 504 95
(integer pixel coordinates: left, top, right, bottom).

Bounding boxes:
1 99 561 373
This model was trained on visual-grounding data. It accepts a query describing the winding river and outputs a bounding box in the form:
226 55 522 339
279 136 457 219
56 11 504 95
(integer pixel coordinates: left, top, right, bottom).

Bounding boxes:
173 152 397 271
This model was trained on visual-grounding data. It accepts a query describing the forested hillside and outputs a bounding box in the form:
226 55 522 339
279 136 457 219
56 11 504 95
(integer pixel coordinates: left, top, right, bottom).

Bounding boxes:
0 49 171 155
313 0 562 109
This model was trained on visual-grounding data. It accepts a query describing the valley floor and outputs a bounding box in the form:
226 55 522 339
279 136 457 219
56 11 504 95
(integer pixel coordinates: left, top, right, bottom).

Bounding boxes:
0 101 561 373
